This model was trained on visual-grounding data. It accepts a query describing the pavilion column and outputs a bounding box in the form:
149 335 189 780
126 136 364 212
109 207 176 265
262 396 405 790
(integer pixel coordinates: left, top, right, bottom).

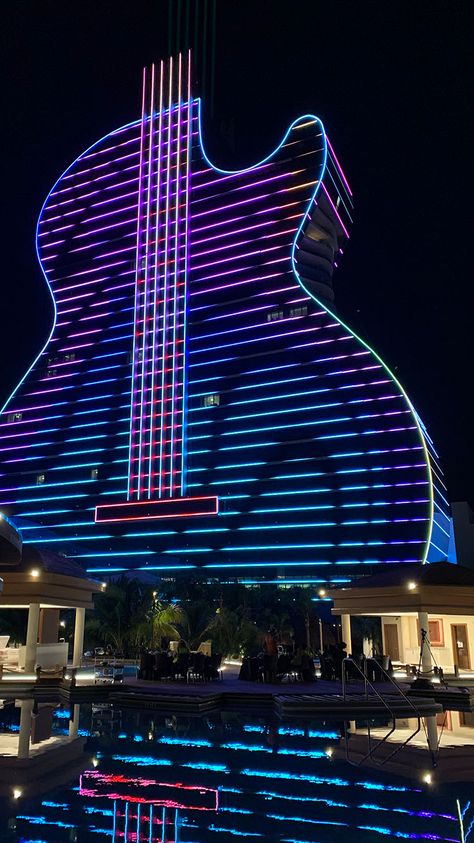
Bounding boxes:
38 608 60 643
418 611 432 675
72 607 86 668
425 715 438 756
69 703 80 738
341 614 352 656
24 602 40 672
17 699 34 759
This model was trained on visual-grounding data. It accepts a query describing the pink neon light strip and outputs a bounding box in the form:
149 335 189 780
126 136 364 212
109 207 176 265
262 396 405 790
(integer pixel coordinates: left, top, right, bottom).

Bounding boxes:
95 495 219 523
127 67 147 500
148 60 164 498
158 57 173 497
169 54 181 497
137 62 156 500
181 61 192 496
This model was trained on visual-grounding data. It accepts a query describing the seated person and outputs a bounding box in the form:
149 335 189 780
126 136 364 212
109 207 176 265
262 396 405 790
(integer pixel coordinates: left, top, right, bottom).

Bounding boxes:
292 647 316 682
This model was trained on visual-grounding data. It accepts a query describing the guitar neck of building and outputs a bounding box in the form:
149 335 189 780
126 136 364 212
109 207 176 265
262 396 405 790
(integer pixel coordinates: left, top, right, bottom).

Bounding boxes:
129 54 193 503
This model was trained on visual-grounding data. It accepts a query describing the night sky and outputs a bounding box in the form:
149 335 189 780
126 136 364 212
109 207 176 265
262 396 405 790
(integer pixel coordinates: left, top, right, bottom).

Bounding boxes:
1 1 471 502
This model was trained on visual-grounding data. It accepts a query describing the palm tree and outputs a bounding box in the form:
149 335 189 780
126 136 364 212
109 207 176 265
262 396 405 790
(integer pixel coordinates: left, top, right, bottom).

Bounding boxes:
85 576 189 656
148 600 187 648
200 607 241 657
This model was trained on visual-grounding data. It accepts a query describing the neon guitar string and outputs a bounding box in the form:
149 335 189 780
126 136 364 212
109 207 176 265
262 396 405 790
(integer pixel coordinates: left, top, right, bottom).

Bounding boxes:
180 54 192 497
169 54 182 497
148 60 164 498
158 59 174 498
136 62 156 500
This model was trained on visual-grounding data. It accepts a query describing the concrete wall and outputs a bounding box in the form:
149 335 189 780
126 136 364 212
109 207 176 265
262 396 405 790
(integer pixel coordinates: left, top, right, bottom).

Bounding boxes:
382 614 474 671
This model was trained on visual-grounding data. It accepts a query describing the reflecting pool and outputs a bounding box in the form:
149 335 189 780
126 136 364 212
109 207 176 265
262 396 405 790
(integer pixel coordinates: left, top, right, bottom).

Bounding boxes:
0 698 473 841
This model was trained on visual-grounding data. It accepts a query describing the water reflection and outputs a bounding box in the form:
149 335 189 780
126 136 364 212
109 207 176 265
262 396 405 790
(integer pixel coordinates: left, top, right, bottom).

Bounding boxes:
0 697 473 841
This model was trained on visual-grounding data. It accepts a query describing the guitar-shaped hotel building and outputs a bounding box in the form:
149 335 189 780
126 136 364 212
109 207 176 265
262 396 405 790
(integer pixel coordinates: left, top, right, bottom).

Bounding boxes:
0 55 450 584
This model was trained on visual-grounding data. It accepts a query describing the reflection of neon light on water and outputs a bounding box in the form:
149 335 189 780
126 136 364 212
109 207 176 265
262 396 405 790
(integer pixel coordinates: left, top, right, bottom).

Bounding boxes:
80 770 219 811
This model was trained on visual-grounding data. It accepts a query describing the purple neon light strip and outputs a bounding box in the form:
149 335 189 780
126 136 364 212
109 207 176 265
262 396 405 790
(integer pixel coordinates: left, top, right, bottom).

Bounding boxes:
190 228 296 273
191 178 317 222
190 320 343 357
192 211 301 251
191 199 303 239
46 129 194 209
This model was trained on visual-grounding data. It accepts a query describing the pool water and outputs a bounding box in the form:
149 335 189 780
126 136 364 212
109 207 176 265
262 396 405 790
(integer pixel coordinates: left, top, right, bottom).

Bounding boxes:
0 699 473 841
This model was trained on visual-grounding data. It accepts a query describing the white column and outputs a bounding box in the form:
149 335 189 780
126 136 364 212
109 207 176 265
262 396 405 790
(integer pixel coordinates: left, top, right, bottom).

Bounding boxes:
425 715 438 754
341 614 352 656
69 703 80 738
398 617 405 662
418 610 432 674
72 607 86 668
17 699 34 759
24 602 40 672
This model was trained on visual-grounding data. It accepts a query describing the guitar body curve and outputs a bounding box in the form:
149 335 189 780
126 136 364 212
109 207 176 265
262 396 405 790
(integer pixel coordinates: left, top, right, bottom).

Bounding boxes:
0 56 449 584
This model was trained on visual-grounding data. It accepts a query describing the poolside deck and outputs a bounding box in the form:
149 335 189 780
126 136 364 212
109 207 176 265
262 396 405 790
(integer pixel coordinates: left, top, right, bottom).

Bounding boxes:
69 667 439 717
2 663 472 716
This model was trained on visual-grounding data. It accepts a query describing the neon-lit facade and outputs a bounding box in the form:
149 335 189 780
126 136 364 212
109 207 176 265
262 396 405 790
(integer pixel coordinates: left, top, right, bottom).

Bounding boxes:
0 54 449 583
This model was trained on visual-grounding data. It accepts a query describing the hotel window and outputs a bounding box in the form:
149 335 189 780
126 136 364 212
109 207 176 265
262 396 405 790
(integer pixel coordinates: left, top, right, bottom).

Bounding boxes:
7 412 22 423
290 306 308 318
36 474 45 486
417 617 444 647
267 310 284 322
203 394 220 408
91 468 99 480
64 353 75 362
47 368 58 377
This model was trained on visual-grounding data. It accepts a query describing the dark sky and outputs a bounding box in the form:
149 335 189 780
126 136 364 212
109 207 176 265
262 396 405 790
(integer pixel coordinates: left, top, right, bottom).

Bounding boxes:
1 1 471 502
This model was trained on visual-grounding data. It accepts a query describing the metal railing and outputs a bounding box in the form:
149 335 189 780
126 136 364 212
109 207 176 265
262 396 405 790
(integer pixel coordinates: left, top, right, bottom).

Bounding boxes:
342 656 422 766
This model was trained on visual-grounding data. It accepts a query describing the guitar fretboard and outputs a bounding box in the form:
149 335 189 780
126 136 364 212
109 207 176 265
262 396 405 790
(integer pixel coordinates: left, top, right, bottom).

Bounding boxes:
128 54 192 502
